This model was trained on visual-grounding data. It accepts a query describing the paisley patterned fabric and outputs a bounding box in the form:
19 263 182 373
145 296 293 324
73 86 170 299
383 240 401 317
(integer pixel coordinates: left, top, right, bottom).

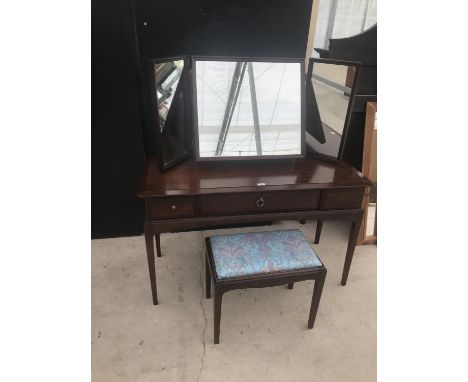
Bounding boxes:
209 229 322 279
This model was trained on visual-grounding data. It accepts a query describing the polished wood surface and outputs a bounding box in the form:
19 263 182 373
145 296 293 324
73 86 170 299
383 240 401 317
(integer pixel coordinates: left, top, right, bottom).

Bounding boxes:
138 157 372 197
139 156 371 305
200 190 321 216
147 196 196 219
321 188 364 210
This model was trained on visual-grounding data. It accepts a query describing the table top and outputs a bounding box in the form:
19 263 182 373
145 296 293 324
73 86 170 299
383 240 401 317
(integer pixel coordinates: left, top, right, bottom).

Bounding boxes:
138 157 372 197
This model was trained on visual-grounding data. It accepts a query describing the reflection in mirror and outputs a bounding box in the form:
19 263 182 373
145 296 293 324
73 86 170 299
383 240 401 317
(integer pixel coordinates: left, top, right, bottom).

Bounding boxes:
155 60 184 131
193 59 304 159
149 57 191 171
364 103 377 241
306 59 359 159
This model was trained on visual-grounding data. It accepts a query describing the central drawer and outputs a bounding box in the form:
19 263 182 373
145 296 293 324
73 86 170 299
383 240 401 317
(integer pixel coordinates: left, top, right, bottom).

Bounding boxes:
200 190 321 216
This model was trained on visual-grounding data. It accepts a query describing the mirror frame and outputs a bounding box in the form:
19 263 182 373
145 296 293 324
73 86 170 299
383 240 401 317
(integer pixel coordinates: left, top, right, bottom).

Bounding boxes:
306 57 361 162
191 56 306 161
148 55 192 170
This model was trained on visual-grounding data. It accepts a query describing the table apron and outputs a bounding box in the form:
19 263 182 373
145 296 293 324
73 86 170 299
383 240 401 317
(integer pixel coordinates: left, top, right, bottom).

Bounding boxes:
144 208 364 234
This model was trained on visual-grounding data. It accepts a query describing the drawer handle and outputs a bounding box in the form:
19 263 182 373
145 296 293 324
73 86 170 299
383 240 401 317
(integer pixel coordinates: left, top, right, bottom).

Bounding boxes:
171 204 176 211
256 197 265 208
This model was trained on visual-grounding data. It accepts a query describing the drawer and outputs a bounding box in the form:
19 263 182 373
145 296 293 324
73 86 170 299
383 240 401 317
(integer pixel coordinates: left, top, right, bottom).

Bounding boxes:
200 190 321 216
320 188 364 210
147 197 195 219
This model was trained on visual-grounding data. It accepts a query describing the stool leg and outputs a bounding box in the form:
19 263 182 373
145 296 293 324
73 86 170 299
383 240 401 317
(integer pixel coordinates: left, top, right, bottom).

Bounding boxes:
287 283 294 289
205 253 211 299
214 288 223 344
308 270 327 329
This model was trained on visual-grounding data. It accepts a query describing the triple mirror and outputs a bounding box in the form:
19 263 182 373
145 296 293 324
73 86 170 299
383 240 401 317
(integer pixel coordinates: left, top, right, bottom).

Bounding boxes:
305 58 360 160
192 57 305 160
149 56 192 170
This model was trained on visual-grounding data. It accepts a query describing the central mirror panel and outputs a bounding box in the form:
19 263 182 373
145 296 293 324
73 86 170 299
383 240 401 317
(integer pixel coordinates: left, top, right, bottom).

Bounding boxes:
192 57 305 160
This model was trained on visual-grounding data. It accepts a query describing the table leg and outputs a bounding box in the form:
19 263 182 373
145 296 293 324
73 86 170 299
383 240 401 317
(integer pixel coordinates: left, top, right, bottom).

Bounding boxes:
155 233 162 257
144 226 158 305
315 220 323 244
341 215 363 286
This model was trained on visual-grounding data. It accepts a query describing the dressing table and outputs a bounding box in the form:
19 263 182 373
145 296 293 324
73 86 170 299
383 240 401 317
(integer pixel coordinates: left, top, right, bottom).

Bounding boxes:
139 56 372 305
138 156 371 305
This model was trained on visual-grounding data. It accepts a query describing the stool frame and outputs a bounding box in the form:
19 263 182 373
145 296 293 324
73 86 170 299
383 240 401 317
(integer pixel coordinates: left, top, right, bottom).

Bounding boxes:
205 237 327 344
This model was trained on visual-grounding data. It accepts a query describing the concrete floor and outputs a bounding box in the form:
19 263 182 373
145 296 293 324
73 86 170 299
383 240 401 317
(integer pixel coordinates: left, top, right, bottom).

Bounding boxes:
92 220 376 382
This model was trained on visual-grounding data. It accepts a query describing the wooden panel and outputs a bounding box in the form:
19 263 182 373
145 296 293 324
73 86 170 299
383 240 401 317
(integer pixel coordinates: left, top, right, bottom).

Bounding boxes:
358 101 377 245
147 197 195 219
200 190 321 216
138 156 373 197
362 102 377 181
320 188 364 210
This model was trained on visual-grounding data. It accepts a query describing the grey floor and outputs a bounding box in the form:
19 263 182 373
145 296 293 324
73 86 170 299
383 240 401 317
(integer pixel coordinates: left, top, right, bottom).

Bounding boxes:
92 220 376 382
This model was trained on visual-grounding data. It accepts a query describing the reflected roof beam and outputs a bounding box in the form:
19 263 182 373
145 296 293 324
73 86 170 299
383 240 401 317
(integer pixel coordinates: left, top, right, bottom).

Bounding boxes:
215 62 247 156
247 62 262 155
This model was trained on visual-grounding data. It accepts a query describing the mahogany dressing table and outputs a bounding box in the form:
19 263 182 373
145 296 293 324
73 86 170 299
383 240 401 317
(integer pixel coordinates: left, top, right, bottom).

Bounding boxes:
138 156 372 305
140 57 372 305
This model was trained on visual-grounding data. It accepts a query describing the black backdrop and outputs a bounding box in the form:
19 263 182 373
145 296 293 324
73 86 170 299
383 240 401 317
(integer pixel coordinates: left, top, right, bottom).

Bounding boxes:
92 0 313 238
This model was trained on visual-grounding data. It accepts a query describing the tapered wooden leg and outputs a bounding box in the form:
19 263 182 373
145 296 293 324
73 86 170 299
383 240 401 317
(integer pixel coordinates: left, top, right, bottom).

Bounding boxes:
341 217 362 286
287 283 294 289
308 270 326 329
315 220 323 244
214 288 223 344
155 233 162 257
206 254 211 299
144 226 158 305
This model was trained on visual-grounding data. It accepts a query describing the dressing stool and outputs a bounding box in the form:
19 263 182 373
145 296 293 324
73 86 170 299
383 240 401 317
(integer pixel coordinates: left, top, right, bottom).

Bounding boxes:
205 229 327 344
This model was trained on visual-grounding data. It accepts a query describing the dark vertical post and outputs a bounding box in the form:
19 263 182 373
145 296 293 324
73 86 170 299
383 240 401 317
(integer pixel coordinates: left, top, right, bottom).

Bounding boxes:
315 220 323 244
341 212 363 286
144 225 158 305
205 253 212 299
155 233 162 257
308 270 326 329
214 288 224 344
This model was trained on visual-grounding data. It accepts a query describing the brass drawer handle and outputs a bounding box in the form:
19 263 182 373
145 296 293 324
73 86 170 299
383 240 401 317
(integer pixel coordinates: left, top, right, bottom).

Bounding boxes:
256 197 265 208
171 204 176 211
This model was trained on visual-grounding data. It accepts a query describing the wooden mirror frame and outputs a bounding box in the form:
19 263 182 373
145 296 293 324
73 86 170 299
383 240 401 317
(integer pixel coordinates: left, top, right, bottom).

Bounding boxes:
148 55 192 170
305 57 361 162
191 56 306 162
358 101 377 245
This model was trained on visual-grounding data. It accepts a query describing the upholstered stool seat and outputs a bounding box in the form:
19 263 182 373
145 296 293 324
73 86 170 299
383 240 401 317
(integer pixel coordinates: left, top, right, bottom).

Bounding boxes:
210 229 323 279
205 229 327 344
